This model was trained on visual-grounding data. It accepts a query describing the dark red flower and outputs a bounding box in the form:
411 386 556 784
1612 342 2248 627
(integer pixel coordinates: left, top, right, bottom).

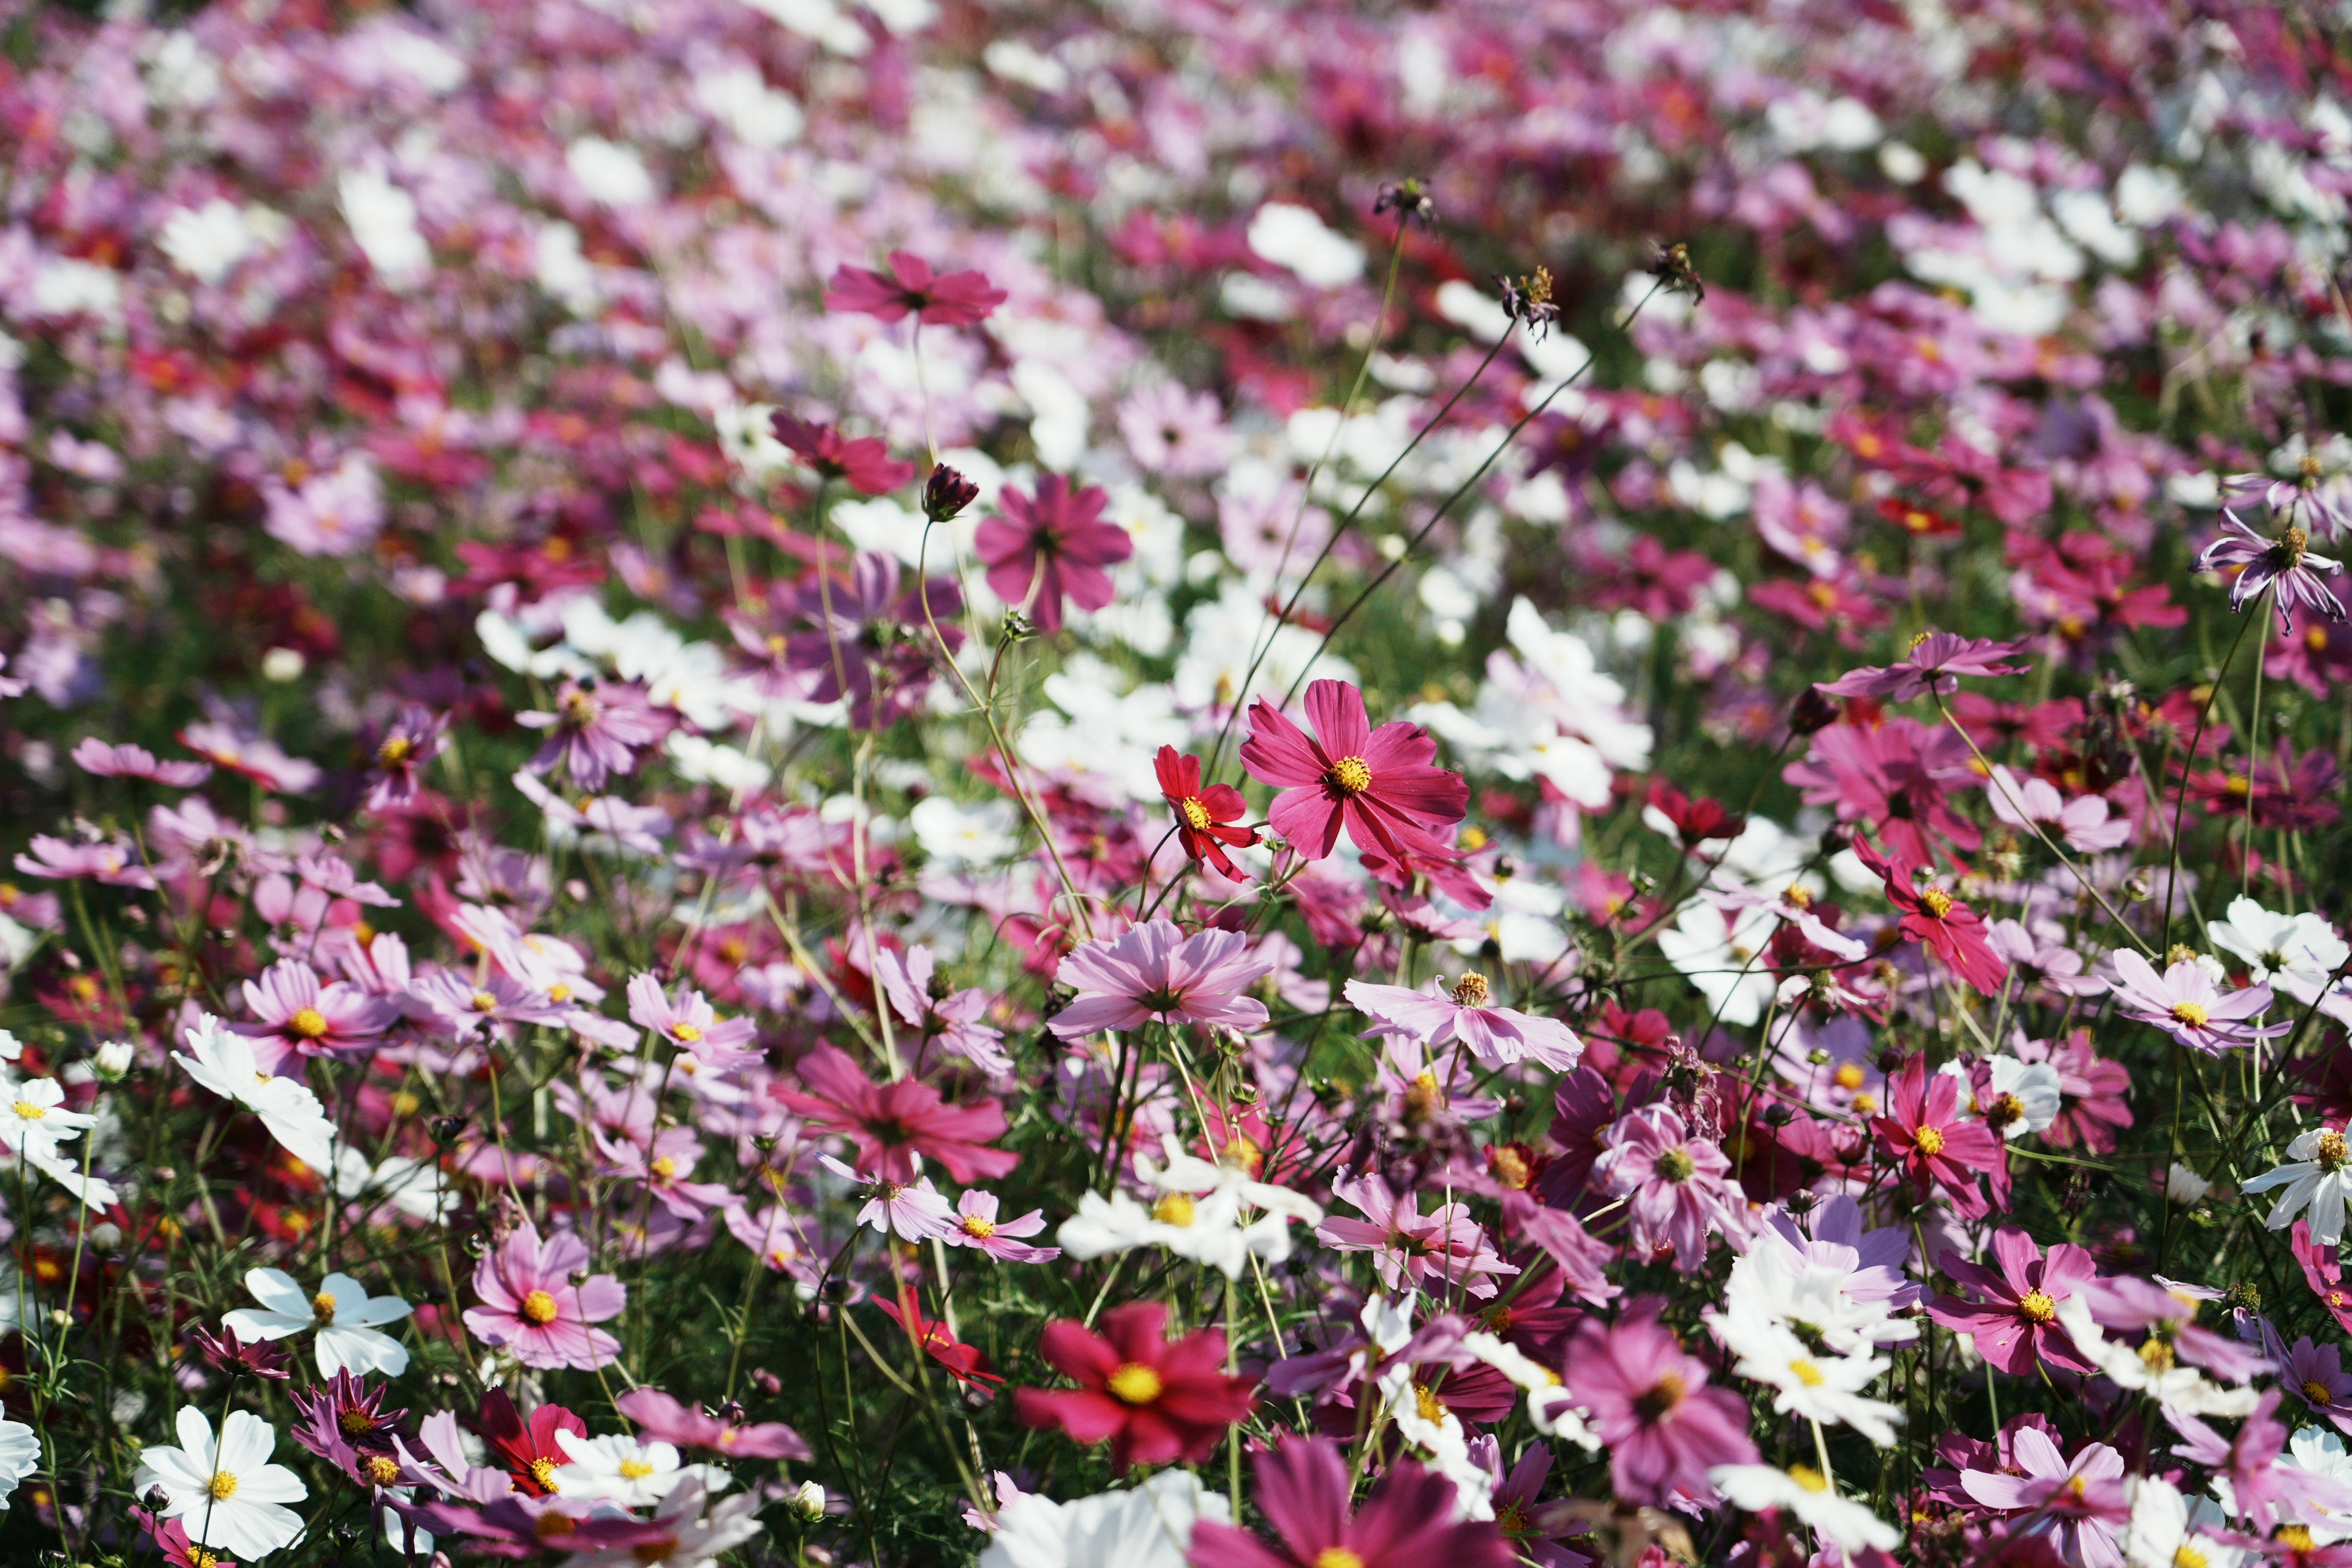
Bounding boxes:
825 251 1006 326
771 415 917 496
1853 834 2008 996
771 1044 1017 1184
974 475 1132 633
1156 745 1257 878
875 1297 1004 1400
1646 781 1745 848
476 1387 585 1496
1014 1300 1256 1470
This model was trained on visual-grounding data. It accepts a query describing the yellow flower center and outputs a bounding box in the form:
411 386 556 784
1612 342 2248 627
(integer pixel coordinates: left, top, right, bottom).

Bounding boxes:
1985 1093 2025 1130
1789 1359 1825 1387
2321 1131 2351 1170
2019 1291 2057 1323
1106 1363 1163 1404
190 1551 219 1568
364 1455 401 1487
1633 1372 1686 1420
2278 1526 2316 1553
289 1007 331 1039
1919 888 1955 919
470 990 498 1012
548 984 571 1003
1327 756 1373 794
340 1409 374 1435
1314 1553 1367 1568
2139 1338 2176 1373
312 1292 337 1324
11 1101 44 1121
1450 972 1491 1008
960 1215 997 1238
1789 1464 1830 1494
377 736 413 765
1414 1383 1449 1425
1180 797 1212 831
2307 1379 2336 1404
671 1022 703 1043
2170 1001 2210 1028
2177 1547 2209 1568
1152 1193 1197 1227
521 1289 562 1324
618 1458 657 1480
1833 1063 1866 1091
1913 1125 1947 1156
208 1471 239 1500
529 1458 560 1491
649 1156 678 1180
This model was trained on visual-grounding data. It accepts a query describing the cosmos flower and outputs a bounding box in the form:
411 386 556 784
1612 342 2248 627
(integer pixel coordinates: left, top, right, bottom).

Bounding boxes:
975 475 1133 634
1048 921 1273 1038
460 1223 625 1371
132 1408 309 1561
1014 1302 1256 1471
1345 973 1583 1071
2108 950 2285 1055
1926 1229 2099 1377
1183 1436 1514 1568
824 251 1006 326
1559 1302 1758 1507
2198 513 2346 631
70 737 212 786
1817 630 2030 701
772 1044 1018 1183
223 1268 413 1378
1240 680 1469 875
2246 1125 2352 1245
1156 746 1258 880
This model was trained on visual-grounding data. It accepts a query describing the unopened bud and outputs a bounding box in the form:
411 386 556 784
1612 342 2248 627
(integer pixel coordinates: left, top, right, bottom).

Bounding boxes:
922 464 980 523
789 1480 829 1521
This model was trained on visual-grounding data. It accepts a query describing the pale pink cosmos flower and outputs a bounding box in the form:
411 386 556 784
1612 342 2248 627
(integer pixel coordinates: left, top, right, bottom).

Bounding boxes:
876 945 1012 1076
516 679 669 790
944 1189 1059 1263
178 719 322 793
2108 950 2285 1055
1817 630 2030 701
71 737 211 786
262 452 383 557
1316 1172 1517 1299
461 1223 625 1370
1047 920 1273 1036
1118 382 1235 478
14 833 157 889
1985 764 2133 852
235 957 401 1070
1959 1428 2129 1566
627 974 759 1065
1343 974 1582 1069
407 970 568 1042
821 1155 957 1242
1593 1105 1746 1270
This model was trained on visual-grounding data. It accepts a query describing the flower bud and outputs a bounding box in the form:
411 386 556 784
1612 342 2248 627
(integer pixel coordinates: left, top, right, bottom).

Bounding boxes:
788 1480 829 1521
923 464 979 522
93 1040 135 1080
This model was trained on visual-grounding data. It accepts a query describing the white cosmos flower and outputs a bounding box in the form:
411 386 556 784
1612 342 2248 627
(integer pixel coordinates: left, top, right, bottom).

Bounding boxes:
2209 897 2349 1000
1057 1186 1295 1280
1377 1362 1494 1519
1709 1317 1904 1446
0 1074 118 1208
173 1014 337 1174
2243 1125 2352 1245
1656 900 1779 1027
557 1477 763 1568
0 1418 37 1510
1939 1056 2064 1142
2124 1474 2243 1568
132 1408 308 1559
223 1267 413 1377
978 1471 1229 1568
2052 1294 2261 1417
1711 1464 1901 1553
1462 1330 1599 1450
549 1430 707 1509
1725 1232 1918 1354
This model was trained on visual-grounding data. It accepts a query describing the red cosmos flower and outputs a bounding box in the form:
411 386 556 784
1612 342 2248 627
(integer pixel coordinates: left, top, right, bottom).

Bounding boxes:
771 1044 1017 1185
1876 495 1961 537
825 251 1007 326
1852 834 2008 997
1155 745 1257 878
1646 780 1746 848
1013 1301 1256 1470
770 415 917 497
1185 1436 1515 1568
1871 1055 2008 1218
974 475 1133 633
476 1388 584 1496
875 1297 1004 1401
1240 679 1468 877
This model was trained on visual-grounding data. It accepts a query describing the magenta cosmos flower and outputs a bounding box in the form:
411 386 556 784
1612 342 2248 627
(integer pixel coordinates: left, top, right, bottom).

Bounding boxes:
2108 949 2285 1055
1872 1055 2008 1218
1592 1105 1745 1271
14 832 158 889
1560 1302 1758 1506
462 1224 625 1371
1240 679 1469 876
1817 630 2030 701
1926 1228 2099 1377
771 1043 1018 1184
1185 1435 1514 1568
235 957 400 1070
771 414 916 496
824 251 1006 327
975 475 1133 633
1014 1301 1256 1471
1047 920 1273 1037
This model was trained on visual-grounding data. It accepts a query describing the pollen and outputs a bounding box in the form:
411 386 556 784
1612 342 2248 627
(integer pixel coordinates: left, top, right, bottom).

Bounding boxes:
1913 1125 1947 1156
1152 1193 1197 1228
470 989 498 1012
2320 1130 2350 1170
1833 1062 1867 1091
364 1455 401 1486
671 1022 703 1043
1918 888 1955 919
1450 971 1490 1007
960 1214 998 1238
1313 1552 1368 1568
2138 1338 2176 1373
521 1289 562 1324
1179 796 1212 831
1789 1464 1830 1493
2169 1001 2210 1028
1789 1358 1825 1387
208 1470 239 1500
376 736 413 765
1654 1147 1697 1182
1414 1382 1449 1425
1106 1362 1163 1404
1327 756 1373 794
2019 1290 2057 1322
2176 1547 2209 1568
11 1100 44 1121
649 1155 678 1180
2307 1379 2336 1404
529 1458 560 1492
312 1292 337 1324
288 1007 331 1039
618 1458 657 1480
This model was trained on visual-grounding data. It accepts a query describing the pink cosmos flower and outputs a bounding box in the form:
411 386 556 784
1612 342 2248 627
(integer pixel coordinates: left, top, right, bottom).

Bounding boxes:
1592 1105 1745 1270
1872 1054 2008 1218
1927 1228 2099 1377
362 707 447 812
1118 382 1235 478
71 738 211 786
14 833 158 889
2108 950 2285 1055
974 475 1132 633
407 970 567 1042
1047 920 1273 1037
770 415 916 496
1853 834 2008 997
875 945 1012 1076
515 679 669 791
1015 1301 1256 1471
772 1044 1018 1184
1784 717 1979 864
824 251 1006 326
1817 630 2030 701
1344 974 1583 1070
178 720 322 794
2198 512 2346 631
1961 1427 2130 1566
774 551 965 729
1316 1172 1517 1299
1240 679 1468 875
626 974 759 1065
943 1189 1058 1263
1985 764 2135 852
595 1126 734 1219
1560 1302 1759 1506
235 957 400 1069
1185 1436 1515 1568
461 1224 625 1371
612 1387 810 1462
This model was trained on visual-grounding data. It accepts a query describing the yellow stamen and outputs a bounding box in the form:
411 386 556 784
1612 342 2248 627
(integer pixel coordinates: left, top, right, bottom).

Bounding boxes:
521 1289 561 1324
208 1471 239 1500
1327 756 1373 794
1106 1363 1163 1405
1789 1464 1829 1493
288 1007 331 1039
2019 1291 2057 1323
1180 797 1212 831
1152 1193 1197 1227
1914 1125 1947 1156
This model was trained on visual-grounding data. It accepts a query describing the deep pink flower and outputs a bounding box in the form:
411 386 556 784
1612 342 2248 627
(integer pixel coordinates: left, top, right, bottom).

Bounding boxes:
1784 717 1980 864
824 251 1006 326
1047 919 1273 1037
771 1043 1017 1184
235 957 400 1070
362 707 447 812
1592 1105 1745 1270
461 1224 625 1370
1853 834 2008 997
1817 630 2030 701
1561 1302 1758 1506
771 415 916 496
1927 1228 2098 1377
1317 1173 1516 1299
1959 1427 2128 1566
1240 679 1468 875
1014 1301 1255 1471
71 737 211 787
1185 1436 1514 1568
1157 745 1258 880
1872 1055 2008 1218
974 475 1131 633
614 1387 810 1461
